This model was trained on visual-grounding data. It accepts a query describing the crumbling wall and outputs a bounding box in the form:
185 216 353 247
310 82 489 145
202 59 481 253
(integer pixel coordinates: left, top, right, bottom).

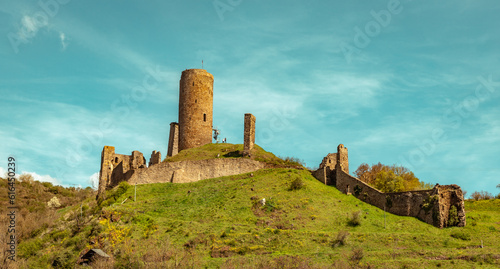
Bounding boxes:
149 151 161 166
98 146 265 199
313 145 466 228
243 113 256 157
337 144 349 174
167 122 179 157
127 158 265 185
97 146 146 199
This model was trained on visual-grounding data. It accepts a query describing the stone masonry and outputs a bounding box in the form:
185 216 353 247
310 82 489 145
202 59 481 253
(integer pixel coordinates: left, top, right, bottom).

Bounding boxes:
97 146 146 200
178 69 214 151
243 113 256 157
149 151 161 167
313 144 466 228
97 146 264 199
167 122 179 157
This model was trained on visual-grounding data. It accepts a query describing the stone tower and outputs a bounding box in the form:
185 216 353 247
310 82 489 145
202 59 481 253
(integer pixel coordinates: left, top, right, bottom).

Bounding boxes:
178 69 214 151
337 144 349 174
243 113 256 156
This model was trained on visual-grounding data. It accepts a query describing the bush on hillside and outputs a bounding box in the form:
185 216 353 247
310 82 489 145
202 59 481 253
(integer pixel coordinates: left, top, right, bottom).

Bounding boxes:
471 191 493 201
350 247 364 262
450 231 471 241
332 230 349 247
347 211 362 227
448 205 459 226
289 176 305 190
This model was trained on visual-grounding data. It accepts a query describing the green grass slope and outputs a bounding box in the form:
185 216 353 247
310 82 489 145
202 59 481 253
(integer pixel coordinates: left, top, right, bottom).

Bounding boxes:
17 168 500 268
11 145 500 268
164 143 305 168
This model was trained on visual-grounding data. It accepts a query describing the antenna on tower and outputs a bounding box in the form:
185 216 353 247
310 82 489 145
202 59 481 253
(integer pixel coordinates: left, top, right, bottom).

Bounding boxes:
202 60 204 69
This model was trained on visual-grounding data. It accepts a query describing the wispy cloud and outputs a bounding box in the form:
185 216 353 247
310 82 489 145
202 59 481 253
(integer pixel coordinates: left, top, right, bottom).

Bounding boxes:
59 31 67 50
17 15 45 41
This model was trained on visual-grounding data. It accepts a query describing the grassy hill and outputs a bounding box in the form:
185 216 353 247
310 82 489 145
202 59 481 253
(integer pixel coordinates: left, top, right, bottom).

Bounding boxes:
164 143 305 168
6 145 500 268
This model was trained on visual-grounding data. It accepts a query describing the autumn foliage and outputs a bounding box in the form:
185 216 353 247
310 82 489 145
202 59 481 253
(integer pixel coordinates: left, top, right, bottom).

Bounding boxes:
354 163 434 193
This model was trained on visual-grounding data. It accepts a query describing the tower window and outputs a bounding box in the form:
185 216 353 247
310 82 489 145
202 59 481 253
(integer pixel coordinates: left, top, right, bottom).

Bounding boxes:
203 113 206 122
195 99 197 103
115 157 118 163
192 82 194 86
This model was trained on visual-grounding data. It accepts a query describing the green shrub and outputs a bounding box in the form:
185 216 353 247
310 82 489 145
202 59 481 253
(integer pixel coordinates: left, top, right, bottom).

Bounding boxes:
347 211 362 227
350 247 364 262
18 239 43 258
448 205 459 226
42 182 53 188
332 230 349 247
49 229 70 242
51 249 76 269
289 176 305 190
353 185 362 196
450 231 471 241
264 198 279 212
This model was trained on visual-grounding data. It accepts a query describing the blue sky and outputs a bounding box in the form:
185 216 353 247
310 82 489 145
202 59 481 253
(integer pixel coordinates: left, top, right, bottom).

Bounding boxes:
0 0 499 197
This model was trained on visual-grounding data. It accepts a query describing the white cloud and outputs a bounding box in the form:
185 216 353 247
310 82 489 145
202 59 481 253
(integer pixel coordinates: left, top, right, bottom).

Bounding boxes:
59 31 68 50
17 15 47 41
89 172 99 189
20 171 60 186
0 167 6 178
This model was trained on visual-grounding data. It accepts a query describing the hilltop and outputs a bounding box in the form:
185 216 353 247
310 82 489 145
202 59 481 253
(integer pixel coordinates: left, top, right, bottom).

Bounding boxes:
4 145 500 268
163 143 304 169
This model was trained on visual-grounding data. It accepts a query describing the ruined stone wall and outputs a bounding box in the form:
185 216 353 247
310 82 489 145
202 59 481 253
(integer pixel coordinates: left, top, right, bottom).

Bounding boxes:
127 158 265 185
337 144 349 174
243 113 256 156
97 146 266 199
178 69 214 151
167 122 179 157
313 145 466 228
149 151 161 166
97 146 146 199
334 168 459 227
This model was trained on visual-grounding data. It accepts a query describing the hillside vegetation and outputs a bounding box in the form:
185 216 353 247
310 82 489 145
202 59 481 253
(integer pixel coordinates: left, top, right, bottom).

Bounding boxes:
164 143 305 168
4 145 500 268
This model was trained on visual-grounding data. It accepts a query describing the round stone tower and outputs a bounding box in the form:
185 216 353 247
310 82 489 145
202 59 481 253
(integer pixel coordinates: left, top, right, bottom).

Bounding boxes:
178 69 214 151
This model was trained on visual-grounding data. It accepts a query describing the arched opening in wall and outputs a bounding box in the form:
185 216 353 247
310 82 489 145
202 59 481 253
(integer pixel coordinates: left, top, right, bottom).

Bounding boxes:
192 82 194 86
115 157 118 163
195 99 197 103
203 113 207 122
346 185 350 195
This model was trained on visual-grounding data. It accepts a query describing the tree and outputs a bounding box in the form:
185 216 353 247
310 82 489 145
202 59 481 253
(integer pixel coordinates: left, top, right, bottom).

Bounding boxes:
471 191 493 201
355 163 432 193
374 170 405 193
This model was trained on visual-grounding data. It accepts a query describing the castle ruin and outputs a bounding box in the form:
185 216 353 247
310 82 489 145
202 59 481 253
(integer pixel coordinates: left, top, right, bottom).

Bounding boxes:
97 69 259 199
313 144 466 228
96 68 466 228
